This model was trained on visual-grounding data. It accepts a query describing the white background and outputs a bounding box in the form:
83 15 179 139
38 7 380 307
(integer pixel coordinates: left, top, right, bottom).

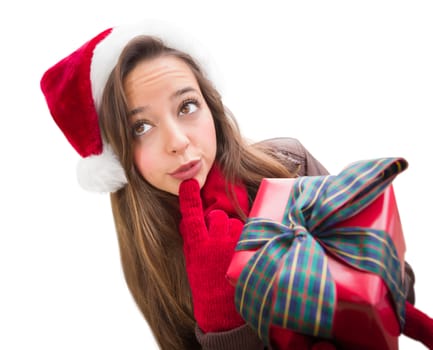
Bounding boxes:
1 1 432 349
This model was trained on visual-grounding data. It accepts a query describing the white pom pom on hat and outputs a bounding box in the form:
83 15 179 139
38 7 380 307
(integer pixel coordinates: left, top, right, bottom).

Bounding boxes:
40 20 221 193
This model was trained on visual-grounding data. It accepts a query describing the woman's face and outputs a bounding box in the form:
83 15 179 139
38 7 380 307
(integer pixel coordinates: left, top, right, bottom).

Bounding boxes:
124 55 217 195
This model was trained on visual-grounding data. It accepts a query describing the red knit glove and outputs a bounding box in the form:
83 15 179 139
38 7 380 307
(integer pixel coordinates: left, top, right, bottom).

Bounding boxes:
403 301 433 348
178 165 249 333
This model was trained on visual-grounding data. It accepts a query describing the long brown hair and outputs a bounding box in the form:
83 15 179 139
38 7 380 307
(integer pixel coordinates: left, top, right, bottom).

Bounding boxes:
98 36 294 349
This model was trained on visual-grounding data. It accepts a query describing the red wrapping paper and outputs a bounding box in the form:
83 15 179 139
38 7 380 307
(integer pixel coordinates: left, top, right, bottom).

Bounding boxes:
226 178 406 350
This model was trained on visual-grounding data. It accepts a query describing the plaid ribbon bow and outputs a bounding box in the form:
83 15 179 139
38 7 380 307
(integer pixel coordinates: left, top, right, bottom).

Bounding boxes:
234 157 408 346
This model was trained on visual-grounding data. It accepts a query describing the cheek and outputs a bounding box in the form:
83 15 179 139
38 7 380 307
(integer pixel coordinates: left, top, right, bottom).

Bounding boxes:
202 117 217 160
133 145 157 181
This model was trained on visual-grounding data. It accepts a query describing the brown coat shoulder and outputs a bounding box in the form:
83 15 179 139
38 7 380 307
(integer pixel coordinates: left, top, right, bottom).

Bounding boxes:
253 137 329 176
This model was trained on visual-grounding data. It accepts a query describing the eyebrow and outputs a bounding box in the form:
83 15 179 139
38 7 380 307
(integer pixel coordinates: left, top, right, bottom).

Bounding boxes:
128 86 198 118
171 86 197 100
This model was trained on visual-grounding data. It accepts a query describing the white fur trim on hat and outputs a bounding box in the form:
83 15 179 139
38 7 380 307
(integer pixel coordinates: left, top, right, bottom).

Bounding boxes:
91 19 222 111
76 143 127 193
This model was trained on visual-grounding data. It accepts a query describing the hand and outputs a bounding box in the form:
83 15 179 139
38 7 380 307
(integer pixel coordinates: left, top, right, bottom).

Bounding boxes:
279 331 336 350
403 301 433 349
178 165 249 333
312 341 337 350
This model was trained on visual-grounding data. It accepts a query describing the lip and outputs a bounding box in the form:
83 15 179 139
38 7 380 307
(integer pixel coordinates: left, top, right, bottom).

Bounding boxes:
169 159 202 181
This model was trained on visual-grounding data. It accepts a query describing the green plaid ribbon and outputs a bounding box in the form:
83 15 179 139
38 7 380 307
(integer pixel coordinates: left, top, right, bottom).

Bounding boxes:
234 157 408 346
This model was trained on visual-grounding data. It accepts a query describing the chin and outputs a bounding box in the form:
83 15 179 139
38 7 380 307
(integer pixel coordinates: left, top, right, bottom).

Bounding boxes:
171 170 208 195
196 177 205 189
196 170 209 189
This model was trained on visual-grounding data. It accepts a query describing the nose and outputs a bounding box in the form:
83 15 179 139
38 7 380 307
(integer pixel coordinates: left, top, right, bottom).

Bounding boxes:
163 120 190 155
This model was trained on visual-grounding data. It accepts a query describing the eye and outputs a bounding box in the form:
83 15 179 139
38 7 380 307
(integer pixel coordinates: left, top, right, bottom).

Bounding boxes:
132 120 152 137
179 99 199 116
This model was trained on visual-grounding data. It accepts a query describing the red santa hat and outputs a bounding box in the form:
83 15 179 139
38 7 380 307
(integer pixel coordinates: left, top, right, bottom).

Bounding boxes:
40 20 220 193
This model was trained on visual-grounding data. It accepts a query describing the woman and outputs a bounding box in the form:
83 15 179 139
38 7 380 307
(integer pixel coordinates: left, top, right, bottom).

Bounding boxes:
41 21 422 349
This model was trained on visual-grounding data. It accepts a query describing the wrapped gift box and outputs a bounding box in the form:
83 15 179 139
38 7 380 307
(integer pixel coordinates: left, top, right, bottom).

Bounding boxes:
226 178 406 350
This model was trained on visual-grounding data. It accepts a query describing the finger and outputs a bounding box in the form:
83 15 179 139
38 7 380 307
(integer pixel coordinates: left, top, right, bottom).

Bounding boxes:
228 218 245 241
206 210 229 237
179 179 204 219
206 211 245 241
178 179 207 242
